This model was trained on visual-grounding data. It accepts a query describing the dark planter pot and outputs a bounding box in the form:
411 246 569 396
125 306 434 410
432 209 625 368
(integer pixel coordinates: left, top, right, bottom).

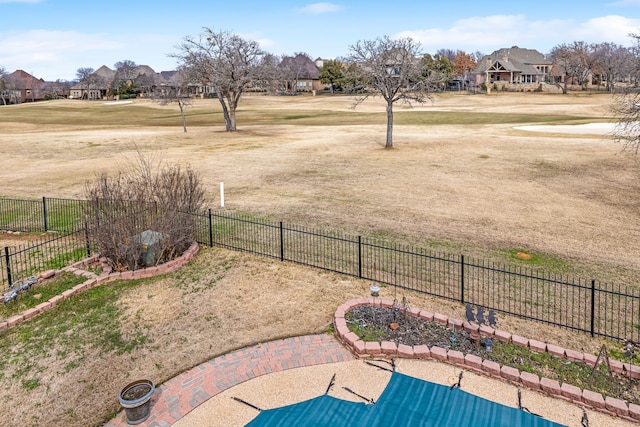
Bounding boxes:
118 378 155 425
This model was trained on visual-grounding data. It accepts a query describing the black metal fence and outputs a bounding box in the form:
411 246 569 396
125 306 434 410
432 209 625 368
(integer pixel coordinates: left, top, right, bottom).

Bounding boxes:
1 230 91 291
0 197 87 232
193 209 640 342
1 197 639 342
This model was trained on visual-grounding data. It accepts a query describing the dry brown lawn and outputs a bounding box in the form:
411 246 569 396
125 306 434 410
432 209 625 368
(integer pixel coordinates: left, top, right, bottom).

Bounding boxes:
0 92 639 426
1 93 638 274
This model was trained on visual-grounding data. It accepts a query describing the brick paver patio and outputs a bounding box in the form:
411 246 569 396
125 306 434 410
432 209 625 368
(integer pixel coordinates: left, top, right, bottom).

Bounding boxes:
105 334 354 427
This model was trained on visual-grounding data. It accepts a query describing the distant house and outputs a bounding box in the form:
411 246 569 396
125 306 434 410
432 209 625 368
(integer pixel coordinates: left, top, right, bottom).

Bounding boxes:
70 65 177 100
1 70 47 103
70 65 115 100
278 54 322 93
474 46 552 86
156 69 207 97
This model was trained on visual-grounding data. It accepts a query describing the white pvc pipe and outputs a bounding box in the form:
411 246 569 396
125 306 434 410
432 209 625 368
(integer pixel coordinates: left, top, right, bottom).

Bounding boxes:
220 182 225 207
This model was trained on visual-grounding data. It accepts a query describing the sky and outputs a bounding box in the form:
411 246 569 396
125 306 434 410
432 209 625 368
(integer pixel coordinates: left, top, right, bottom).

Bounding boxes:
1 0 640 82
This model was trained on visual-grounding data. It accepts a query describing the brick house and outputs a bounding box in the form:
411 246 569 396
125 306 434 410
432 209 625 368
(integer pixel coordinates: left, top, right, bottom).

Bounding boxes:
1 70 47 103
278 54 323 93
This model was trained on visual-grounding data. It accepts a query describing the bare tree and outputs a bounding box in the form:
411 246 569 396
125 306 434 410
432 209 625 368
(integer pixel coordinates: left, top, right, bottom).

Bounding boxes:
0 66 7 105
471 51 485 62
44 79 71 100
3 73 21 104
436 48 458 62
135 73 157 97
256 53 281 94
151 72 193 132
550 42 596 93
611 89 640 155
172 27 268 131
346 35 439 148
609 33 640 155
591 42 633 92
76 67 100 99
112 60 138 97
628 32 640 86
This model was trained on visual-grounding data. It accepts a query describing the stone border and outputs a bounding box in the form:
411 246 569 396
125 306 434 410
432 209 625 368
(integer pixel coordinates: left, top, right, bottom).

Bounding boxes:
0 241 199 333
334 297 640 423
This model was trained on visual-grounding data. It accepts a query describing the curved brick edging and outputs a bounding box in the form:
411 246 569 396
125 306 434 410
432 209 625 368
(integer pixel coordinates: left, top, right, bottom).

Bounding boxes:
334 297 640 424
0 241 199 333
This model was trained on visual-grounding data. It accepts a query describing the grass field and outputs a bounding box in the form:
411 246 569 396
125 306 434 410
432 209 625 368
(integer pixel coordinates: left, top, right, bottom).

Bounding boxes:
0 91 639 426
1 92 637 276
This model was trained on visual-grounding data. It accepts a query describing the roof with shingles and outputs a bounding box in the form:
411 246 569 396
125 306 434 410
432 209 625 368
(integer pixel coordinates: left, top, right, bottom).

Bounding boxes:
475 46 551 74
279 54 320 79
93 65 116 79
7 70 46 89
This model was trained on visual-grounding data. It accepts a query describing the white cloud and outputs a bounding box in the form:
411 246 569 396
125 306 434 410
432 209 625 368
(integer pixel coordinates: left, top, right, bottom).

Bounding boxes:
607 0 640 5
395 14 640 54
0 30 121 67
572 15 640 43
239 31 276 49
298 2 342 15
0 29 177 80
396 15 536 51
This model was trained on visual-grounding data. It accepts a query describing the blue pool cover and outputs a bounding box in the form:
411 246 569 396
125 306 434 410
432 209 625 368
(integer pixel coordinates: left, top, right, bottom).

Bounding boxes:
246 372 566 427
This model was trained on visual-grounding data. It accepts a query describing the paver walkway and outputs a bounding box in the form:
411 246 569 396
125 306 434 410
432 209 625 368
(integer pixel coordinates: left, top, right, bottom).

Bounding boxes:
105 334 354 427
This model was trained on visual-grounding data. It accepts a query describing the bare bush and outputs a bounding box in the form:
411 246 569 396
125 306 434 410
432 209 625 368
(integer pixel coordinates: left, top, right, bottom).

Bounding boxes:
611 88 640 156
84 153 206 271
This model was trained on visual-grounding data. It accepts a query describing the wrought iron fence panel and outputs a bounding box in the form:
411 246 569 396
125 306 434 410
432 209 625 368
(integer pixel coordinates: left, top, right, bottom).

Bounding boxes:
0 198 43 232
593 282 640 341
43 197 88 232
1 230 91 292
207 211 280 258
463 258 592 332
360 240 460 301
282 224 359 276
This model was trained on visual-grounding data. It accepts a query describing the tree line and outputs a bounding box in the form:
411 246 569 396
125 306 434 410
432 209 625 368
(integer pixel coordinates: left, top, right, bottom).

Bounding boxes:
167 27 640 148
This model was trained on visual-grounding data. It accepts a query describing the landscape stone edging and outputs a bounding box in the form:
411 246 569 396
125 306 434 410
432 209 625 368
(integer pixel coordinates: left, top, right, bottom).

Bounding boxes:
334 297 640 423
0 241 199 333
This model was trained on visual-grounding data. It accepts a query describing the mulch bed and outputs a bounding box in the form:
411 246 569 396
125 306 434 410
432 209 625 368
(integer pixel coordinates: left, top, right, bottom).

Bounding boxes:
346 303 640 405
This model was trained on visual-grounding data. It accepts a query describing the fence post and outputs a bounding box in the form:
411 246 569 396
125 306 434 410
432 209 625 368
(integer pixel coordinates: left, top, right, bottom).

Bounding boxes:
42 196 48 232
460 254 465 304
279 222 284 261
84 226 91 257
358 236 362 278
590 279 596 337
208 209 213 247
4 246 12 287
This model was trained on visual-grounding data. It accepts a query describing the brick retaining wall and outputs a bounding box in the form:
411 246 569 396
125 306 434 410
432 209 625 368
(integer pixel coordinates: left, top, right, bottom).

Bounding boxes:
334 297 640 423
0 241 199 333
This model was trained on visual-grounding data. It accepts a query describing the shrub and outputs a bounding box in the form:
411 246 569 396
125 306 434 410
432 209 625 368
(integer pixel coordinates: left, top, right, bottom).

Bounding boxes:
84 153 206 271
